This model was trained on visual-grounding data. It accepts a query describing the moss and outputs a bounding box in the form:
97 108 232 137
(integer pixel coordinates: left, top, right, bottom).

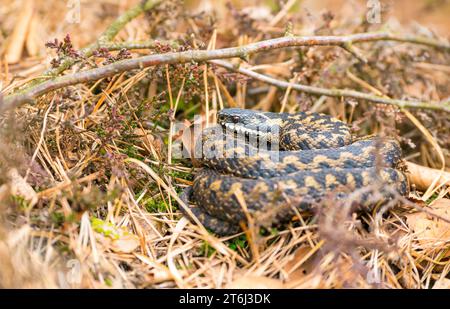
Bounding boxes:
50 212 65 226
167 169 193 182
9 195 29 210
269 227 279 236
56 244 71 255
91 217 120 239
198 241 216 257
95 126 107 139
122 144 140 159
65 212 78 223
104 277 113 287
228 235 248 251
426 193 440 205
145 197 169 213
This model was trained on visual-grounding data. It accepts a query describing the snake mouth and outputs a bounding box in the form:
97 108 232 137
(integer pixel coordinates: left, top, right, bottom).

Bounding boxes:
218 122 280 150
217 108 281 141
219 121 270 139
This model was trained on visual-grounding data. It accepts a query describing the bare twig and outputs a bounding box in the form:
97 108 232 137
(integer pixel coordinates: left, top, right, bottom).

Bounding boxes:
341 42 368 63
99 40 179 52
210 60 450 112
97 0 162 43
2 31 449 112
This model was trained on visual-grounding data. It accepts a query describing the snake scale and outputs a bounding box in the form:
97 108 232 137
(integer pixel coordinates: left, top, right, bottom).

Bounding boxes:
180 108 409 235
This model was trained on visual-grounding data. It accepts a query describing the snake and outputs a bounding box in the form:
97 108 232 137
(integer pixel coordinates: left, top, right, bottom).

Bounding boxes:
180 108 409 235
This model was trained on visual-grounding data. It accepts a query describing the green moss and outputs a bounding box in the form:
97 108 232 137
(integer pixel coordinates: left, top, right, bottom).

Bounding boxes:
50 212 65 226
66 212 78 223
9 195 29 210
104 277 113 287
228 235 248 251
122 144 140 159
91 217 120 239
145 197 168 213
269 227 279 236
198 241 216 257
167 169 193 182
426 193 440 205
56 244 71 254
48 211 78 227
182 101 201 119
95 126 107 138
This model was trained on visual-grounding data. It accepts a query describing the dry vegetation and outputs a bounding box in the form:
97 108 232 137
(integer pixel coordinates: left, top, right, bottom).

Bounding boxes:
0 0 449 288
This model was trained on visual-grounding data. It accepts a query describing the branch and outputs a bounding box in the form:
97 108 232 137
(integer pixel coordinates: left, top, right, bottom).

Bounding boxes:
210 60 450 112
341 42 368 63
98 0 163 43
99 40 179 51
2 31 449 112
384 33 450 50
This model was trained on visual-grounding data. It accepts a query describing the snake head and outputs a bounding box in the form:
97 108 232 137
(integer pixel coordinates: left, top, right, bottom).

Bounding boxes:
217 108 280 138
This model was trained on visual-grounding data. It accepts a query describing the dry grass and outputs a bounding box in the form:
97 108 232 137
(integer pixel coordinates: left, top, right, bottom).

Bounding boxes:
0 0 449 288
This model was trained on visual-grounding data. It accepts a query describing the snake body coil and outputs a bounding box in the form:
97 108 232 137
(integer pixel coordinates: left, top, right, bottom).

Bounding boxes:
181 108 408 235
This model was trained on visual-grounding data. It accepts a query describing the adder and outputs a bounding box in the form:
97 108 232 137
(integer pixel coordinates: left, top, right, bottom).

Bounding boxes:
180 108 408 235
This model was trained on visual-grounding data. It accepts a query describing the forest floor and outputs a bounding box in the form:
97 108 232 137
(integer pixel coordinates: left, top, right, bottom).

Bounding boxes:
0 0 449 288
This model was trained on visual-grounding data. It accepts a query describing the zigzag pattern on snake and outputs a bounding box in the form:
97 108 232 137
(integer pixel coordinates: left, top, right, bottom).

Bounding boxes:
180 108 409 235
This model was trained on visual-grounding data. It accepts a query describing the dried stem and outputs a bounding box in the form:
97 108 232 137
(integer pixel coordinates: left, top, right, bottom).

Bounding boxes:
2 31 450 112
210 60 450 112
100 40 179 51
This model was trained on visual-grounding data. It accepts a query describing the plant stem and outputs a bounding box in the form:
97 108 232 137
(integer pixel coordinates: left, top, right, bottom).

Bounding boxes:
210 60 450 113
99 40 180 51
2 31 449 112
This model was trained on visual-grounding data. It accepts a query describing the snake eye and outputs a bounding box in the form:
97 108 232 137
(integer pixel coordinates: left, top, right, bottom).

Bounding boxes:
231 115 240 123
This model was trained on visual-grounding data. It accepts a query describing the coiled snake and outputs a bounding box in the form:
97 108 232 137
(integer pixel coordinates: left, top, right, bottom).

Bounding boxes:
180 108 409 235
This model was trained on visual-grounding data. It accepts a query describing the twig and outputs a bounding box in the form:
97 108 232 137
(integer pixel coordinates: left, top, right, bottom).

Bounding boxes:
99 40 179 52
210 60 450 112
2 31 450 112
341 42 368 63
97 0 162 43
